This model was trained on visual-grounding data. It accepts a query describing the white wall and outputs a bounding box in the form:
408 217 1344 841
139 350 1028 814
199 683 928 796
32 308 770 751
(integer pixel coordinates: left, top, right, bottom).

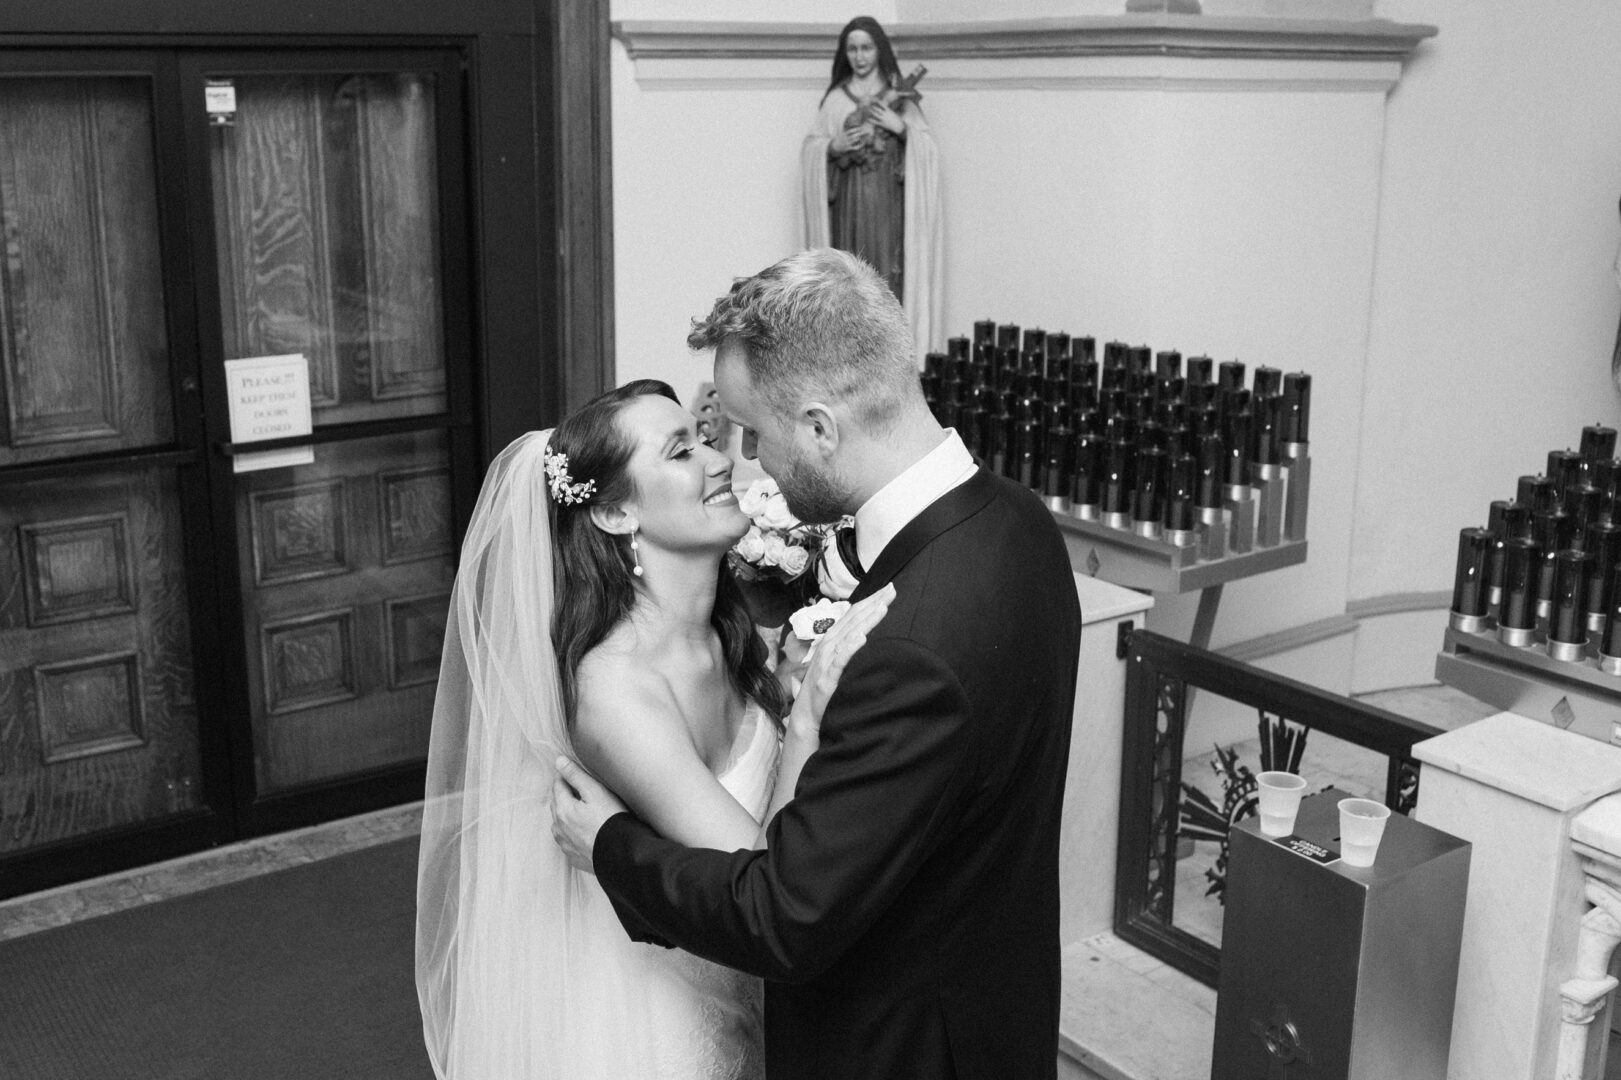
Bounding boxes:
612 18 1396 686
1355 0 1621 602
608 5 1621 691
608 46 810 403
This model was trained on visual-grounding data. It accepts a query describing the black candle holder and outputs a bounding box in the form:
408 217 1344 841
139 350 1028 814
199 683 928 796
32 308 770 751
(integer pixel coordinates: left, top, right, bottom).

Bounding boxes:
937 318 1311 595
1442 424 1621 675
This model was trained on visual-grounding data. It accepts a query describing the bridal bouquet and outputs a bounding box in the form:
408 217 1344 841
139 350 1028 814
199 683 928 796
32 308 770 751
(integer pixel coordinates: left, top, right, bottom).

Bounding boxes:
728 479 838 629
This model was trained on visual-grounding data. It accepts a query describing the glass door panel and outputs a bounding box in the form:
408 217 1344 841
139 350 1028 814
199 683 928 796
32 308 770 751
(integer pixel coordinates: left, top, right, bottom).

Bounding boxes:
0 76 174 466
232 430 453 792
208 72 447 426
0 465 202 854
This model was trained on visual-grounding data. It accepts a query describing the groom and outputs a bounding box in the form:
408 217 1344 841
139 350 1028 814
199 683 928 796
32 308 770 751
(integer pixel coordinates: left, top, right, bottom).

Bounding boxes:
553 248 1083 1079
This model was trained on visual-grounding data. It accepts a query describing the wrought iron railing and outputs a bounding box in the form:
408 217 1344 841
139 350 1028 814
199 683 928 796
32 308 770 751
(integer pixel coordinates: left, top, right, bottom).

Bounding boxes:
1113 625 1444 987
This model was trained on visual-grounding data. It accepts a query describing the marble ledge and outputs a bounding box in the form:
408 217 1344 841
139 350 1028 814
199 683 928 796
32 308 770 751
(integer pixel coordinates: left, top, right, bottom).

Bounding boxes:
1572 793 1621 859
612 14 1436 64
1075 572 1154 627
1061 933 1215 1080
1414 712 1621 813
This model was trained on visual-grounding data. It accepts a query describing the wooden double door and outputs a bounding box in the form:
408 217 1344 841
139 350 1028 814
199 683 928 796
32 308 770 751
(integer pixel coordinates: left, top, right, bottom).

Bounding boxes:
0 48 487 896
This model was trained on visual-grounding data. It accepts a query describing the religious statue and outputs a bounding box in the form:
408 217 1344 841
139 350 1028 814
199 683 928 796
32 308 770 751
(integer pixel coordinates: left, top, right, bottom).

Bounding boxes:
801 16 943 366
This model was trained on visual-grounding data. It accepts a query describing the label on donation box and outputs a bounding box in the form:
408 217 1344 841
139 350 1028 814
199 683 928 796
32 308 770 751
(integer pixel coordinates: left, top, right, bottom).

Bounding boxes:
1274 833 1340 865
224 354 315 473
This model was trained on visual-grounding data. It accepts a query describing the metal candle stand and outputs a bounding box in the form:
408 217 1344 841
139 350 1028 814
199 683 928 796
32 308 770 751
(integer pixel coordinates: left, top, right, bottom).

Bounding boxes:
1436 423 1621 746
924 325 1311 648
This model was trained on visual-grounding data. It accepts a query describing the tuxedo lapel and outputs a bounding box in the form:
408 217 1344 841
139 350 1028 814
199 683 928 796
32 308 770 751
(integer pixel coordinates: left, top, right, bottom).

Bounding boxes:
850 468 998 603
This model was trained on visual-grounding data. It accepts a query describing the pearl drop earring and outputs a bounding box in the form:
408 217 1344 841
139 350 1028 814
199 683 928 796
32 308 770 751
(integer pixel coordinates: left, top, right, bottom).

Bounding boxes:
631 530 644 578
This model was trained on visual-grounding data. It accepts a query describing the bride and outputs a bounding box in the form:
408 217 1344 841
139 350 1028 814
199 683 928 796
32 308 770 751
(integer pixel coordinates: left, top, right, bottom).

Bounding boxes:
415 378 891 1079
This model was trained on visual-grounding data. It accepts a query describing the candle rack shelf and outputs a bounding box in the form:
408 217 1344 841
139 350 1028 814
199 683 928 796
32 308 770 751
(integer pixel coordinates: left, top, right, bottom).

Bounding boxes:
1435 624 1621 748
1054 510 1309 651
1053 512 1308 595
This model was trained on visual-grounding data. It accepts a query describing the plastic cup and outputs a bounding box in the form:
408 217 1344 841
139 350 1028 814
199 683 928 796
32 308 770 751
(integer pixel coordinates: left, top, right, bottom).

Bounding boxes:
1338 797 1392 867
1255 771 1308 837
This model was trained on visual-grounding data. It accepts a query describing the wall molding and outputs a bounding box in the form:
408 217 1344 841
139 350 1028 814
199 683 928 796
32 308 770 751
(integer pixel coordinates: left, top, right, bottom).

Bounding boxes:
1219 613 1357 664
612 14 1437 64
614 55 1410 95
1218 590 1451 664
1345 590 1452 619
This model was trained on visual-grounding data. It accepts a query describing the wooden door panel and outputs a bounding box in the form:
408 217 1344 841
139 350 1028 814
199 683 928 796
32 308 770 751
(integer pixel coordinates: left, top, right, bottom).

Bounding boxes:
234 430 453 791
210 72 446 427
0 77 172 467
0 467 201 853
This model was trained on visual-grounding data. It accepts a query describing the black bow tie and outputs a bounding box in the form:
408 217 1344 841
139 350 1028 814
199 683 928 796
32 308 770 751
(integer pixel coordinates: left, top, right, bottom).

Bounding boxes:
834 522 865 579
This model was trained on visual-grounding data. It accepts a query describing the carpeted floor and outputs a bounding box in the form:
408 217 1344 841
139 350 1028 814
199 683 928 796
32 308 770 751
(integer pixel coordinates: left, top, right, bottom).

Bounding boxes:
0 836 432 1080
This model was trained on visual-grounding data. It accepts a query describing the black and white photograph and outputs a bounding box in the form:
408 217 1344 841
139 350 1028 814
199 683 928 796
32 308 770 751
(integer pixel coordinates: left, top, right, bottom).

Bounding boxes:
2 3 1621 1079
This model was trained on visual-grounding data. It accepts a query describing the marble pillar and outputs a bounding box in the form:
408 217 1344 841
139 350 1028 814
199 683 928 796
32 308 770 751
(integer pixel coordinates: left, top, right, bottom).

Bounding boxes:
1059 573 1154 944
1413 712 1621 1080
1564 795 1621 1080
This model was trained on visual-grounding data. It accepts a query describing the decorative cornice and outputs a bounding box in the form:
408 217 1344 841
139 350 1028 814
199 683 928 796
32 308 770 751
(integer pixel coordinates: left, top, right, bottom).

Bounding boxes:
612 15 1436 64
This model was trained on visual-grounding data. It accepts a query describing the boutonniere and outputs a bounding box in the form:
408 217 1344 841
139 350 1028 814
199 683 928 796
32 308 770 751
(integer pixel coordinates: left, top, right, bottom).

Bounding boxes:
788 597 852 643
814 518 860 602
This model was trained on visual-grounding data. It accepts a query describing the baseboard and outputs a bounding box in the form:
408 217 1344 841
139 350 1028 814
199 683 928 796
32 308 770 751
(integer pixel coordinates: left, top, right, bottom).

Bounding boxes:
1205 592 1452 695
1346 595 1451 694
1344 590 1452 619
1218 613 1358 664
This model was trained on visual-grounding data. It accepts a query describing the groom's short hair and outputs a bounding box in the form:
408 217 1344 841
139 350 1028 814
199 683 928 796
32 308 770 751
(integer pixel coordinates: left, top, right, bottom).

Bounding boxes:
687 248 919 431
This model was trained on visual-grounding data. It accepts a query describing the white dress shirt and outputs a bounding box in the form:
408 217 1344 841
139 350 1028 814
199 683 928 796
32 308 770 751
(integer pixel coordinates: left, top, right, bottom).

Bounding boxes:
854 429 978 573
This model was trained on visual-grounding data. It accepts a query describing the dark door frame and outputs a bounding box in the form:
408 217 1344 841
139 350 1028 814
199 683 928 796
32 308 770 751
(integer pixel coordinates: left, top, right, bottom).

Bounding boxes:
0 0 612 897
0 0 615 447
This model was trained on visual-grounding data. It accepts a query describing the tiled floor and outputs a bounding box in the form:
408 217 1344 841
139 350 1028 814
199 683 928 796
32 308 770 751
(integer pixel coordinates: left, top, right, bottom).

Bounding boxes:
0 801 423 943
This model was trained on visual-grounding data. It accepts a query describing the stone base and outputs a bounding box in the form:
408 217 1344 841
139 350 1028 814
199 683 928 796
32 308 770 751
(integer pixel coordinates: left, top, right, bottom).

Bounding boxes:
1060 934 1215 1080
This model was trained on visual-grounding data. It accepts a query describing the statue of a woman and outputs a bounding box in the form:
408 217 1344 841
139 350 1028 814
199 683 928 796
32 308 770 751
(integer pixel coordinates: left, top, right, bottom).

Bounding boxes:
802 16 942 366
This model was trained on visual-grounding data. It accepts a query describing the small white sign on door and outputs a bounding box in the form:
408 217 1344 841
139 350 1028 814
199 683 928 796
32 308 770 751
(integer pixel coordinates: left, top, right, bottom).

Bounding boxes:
205 79 237 127
223 354 315 473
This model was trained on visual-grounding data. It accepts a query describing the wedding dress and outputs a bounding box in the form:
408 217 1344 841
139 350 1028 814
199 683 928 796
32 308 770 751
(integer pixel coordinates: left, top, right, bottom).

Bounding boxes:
637 703 775 1080
416 429 774 1080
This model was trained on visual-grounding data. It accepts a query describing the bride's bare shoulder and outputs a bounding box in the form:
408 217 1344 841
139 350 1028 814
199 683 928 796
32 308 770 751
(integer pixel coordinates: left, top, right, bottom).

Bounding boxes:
572 630 677 766
575 622 650 698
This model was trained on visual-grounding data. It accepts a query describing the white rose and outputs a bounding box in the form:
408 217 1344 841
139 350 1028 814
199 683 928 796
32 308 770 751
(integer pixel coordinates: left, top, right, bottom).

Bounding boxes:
789 598 851 642
756 492 801 532
760 533 789 567
738 479 778 519
778 544 811 577
734 526 767 564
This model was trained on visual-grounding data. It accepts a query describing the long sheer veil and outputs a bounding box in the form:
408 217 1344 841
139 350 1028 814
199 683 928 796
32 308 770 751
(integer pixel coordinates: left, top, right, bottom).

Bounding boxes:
415 430 659 1079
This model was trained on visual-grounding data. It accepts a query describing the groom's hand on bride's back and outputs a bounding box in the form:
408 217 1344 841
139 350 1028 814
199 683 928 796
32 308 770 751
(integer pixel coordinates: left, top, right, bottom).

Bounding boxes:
551 756 628 874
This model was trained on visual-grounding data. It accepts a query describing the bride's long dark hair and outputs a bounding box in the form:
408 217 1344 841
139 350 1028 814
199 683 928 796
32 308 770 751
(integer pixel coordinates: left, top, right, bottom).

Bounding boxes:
822 16 901 104
547 379 789 727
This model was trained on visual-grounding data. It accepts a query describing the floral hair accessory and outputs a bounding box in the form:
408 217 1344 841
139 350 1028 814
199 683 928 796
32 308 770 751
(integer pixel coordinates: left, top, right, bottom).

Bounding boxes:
543 447 596 506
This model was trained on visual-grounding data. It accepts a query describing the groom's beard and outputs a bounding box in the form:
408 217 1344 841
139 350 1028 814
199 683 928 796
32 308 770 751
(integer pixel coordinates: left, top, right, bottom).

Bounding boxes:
775 450 852 525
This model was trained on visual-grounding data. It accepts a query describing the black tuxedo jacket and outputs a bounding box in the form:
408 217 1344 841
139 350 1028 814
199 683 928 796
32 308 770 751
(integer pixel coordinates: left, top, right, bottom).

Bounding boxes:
595 467 1083 1080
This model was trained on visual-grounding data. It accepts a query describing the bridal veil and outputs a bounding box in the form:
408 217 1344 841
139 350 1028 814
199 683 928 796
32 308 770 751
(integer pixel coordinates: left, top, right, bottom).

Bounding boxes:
415 430 659 1078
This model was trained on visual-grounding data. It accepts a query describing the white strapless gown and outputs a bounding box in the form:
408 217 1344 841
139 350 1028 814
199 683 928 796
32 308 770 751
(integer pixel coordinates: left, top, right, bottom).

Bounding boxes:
605 704 778 1080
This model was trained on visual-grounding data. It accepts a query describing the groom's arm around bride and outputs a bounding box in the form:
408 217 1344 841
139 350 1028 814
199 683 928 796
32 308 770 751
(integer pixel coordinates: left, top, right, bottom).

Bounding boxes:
554 249 1083 1080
